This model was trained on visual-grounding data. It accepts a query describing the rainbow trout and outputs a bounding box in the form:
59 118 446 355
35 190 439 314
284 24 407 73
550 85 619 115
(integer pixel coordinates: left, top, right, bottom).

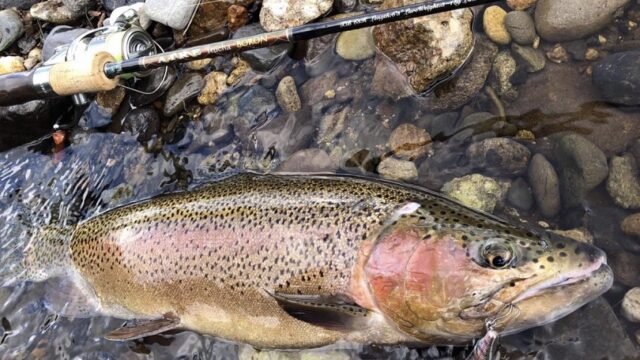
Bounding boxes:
10 173 612 349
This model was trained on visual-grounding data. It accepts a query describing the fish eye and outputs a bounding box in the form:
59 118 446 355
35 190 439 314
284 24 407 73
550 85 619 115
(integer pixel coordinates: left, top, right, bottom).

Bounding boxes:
481 241 515 269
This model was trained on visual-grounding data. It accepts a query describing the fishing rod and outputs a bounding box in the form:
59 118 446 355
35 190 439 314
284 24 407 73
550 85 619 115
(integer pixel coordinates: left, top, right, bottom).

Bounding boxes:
0 0 498 107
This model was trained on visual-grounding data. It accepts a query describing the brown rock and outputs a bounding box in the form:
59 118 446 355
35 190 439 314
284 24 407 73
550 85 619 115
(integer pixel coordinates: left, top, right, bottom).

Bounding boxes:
388 123 432 160
483 6 511 45
507 0 537 10
227 5 249 32
96 87 126 115
198 71 228 105
276 76 301 113
622 213 640 237
611 251 640 287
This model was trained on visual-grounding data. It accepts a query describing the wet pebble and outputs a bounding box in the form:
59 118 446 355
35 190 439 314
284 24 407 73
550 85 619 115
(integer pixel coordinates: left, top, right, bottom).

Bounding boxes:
277 148 337 173
96 87 126 116
622 288 640 323
592 51 640 106
611 251 640 287
554 134 608 208
622 213 640 237
336 28 376 61
512 43 546 72
483 5 511 45
377 157 418 182
317 107 348 147
163 72 204 117
233 24 292 72
260 0 333 31
527 153 561 218
198 71 228 106
465 137 531 176
227 58 252 85
507 177 533 211
490 51 518 98
441 173 509 213
131 67 177 107
0 9 23 52
121 107 160 143
23 48 42 70
275 76 301 113
505 10 536 45
534 0 629 42
0 56 25 75
388 123 431 160
254 113 314 159
606 153 640 209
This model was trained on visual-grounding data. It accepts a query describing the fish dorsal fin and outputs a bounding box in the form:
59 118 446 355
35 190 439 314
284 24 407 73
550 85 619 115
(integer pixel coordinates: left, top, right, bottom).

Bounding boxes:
105 314 180 341
43 276 101 318
269 292 371 332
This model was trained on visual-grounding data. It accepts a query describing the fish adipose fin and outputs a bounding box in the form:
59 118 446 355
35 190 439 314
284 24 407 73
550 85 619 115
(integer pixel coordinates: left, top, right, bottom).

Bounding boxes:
270 292 371 332
105 314 180 341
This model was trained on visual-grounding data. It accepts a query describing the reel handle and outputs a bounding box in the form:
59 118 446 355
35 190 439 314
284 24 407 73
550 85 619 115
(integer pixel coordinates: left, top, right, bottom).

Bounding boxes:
0 52 118 107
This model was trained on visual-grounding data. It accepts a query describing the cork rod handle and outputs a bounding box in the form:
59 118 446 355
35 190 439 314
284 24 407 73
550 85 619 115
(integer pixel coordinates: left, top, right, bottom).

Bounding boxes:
49 52 118 96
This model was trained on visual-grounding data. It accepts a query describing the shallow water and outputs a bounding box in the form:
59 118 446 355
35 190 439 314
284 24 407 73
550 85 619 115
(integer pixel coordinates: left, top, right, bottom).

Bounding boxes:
1 2 640 359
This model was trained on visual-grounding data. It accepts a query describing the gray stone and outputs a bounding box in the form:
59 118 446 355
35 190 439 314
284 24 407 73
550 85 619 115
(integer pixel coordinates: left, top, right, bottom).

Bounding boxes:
507 177 533 211
534 0 630 42
377 157 418 181
254 113 314 159
511 43 546 73
31 0 94 23
465 137 531 176
260 0 333 31
336 28 376 61
163 72 204 117
606 153 640 209
0 0 39 9
528 153 561 218
554 134 609 208
143 0 198 30
505 10 536 45
233 24 292 72
0 9 23 52
593 51 640 106
42 26 88 61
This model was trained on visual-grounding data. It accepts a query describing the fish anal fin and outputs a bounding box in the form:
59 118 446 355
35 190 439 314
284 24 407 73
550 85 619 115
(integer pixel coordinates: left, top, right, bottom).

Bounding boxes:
105 314 180 341
270 292 371 332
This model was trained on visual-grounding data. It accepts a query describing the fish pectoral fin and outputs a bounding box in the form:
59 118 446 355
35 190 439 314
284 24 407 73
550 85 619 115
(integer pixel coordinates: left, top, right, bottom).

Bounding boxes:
105 314 180 341
269 292 371 332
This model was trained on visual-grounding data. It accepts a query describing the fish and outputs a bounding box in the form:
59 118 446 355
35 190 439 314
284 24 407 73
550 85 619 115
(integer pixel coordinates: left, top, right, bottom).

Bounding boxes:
6 173 613 349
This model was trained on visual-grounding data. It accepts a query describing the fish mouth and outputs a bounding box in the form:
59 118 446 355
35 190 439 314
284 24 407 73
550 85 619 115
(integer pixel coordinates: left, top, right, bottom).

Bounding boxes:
511 255 611 305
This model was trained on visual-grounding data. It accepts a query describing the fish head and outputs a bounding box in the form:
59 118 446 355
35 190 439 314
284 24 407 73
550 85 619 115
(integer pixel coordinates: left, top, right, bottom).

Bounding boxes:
362 201 613 343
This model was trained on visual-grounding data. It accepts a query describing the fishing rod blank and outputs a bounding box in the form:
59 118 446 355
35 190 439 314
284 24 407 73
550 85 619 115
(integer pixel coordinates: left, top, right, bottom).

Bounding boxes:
0 0 498 107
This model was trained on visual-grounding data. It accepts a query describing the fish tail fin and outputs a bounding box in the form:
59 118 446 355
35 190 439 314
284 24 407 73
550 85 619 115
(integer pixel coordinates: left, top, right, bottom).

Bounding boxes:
1 225 74 287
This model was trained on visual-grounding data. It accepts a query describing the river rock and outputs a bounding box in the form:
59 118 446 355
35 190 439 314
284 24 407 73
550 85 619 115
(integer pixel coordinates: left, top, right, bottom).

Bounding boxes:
377 157 418 181
373 0 473 93
555 134 609 208
441 174 508 213
417 36 498 112
144 0 199 30
0 9 23 52
622 213 640 237
592 51 640 106
527 153 561 218
102 0 144 11
163 73 204 117
121 107 160 142
490 51 517 98
0 0 39 9
276 76 301 113
336 28 376 61
30 0 93 24
96 87 126 115
233 24 292 71
622 288 640 323
483 5 511 45
534 0 630 42
611 251 640 287
277 148 336 173
260 0 333 31
505 10 536 45
198 71 228 106
507 177 533 210
466 137 531 176
512 44 546 72
254 112 314 159
0 56 24 75
388 123 431 160
606 153 640 209
506 0 536 10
